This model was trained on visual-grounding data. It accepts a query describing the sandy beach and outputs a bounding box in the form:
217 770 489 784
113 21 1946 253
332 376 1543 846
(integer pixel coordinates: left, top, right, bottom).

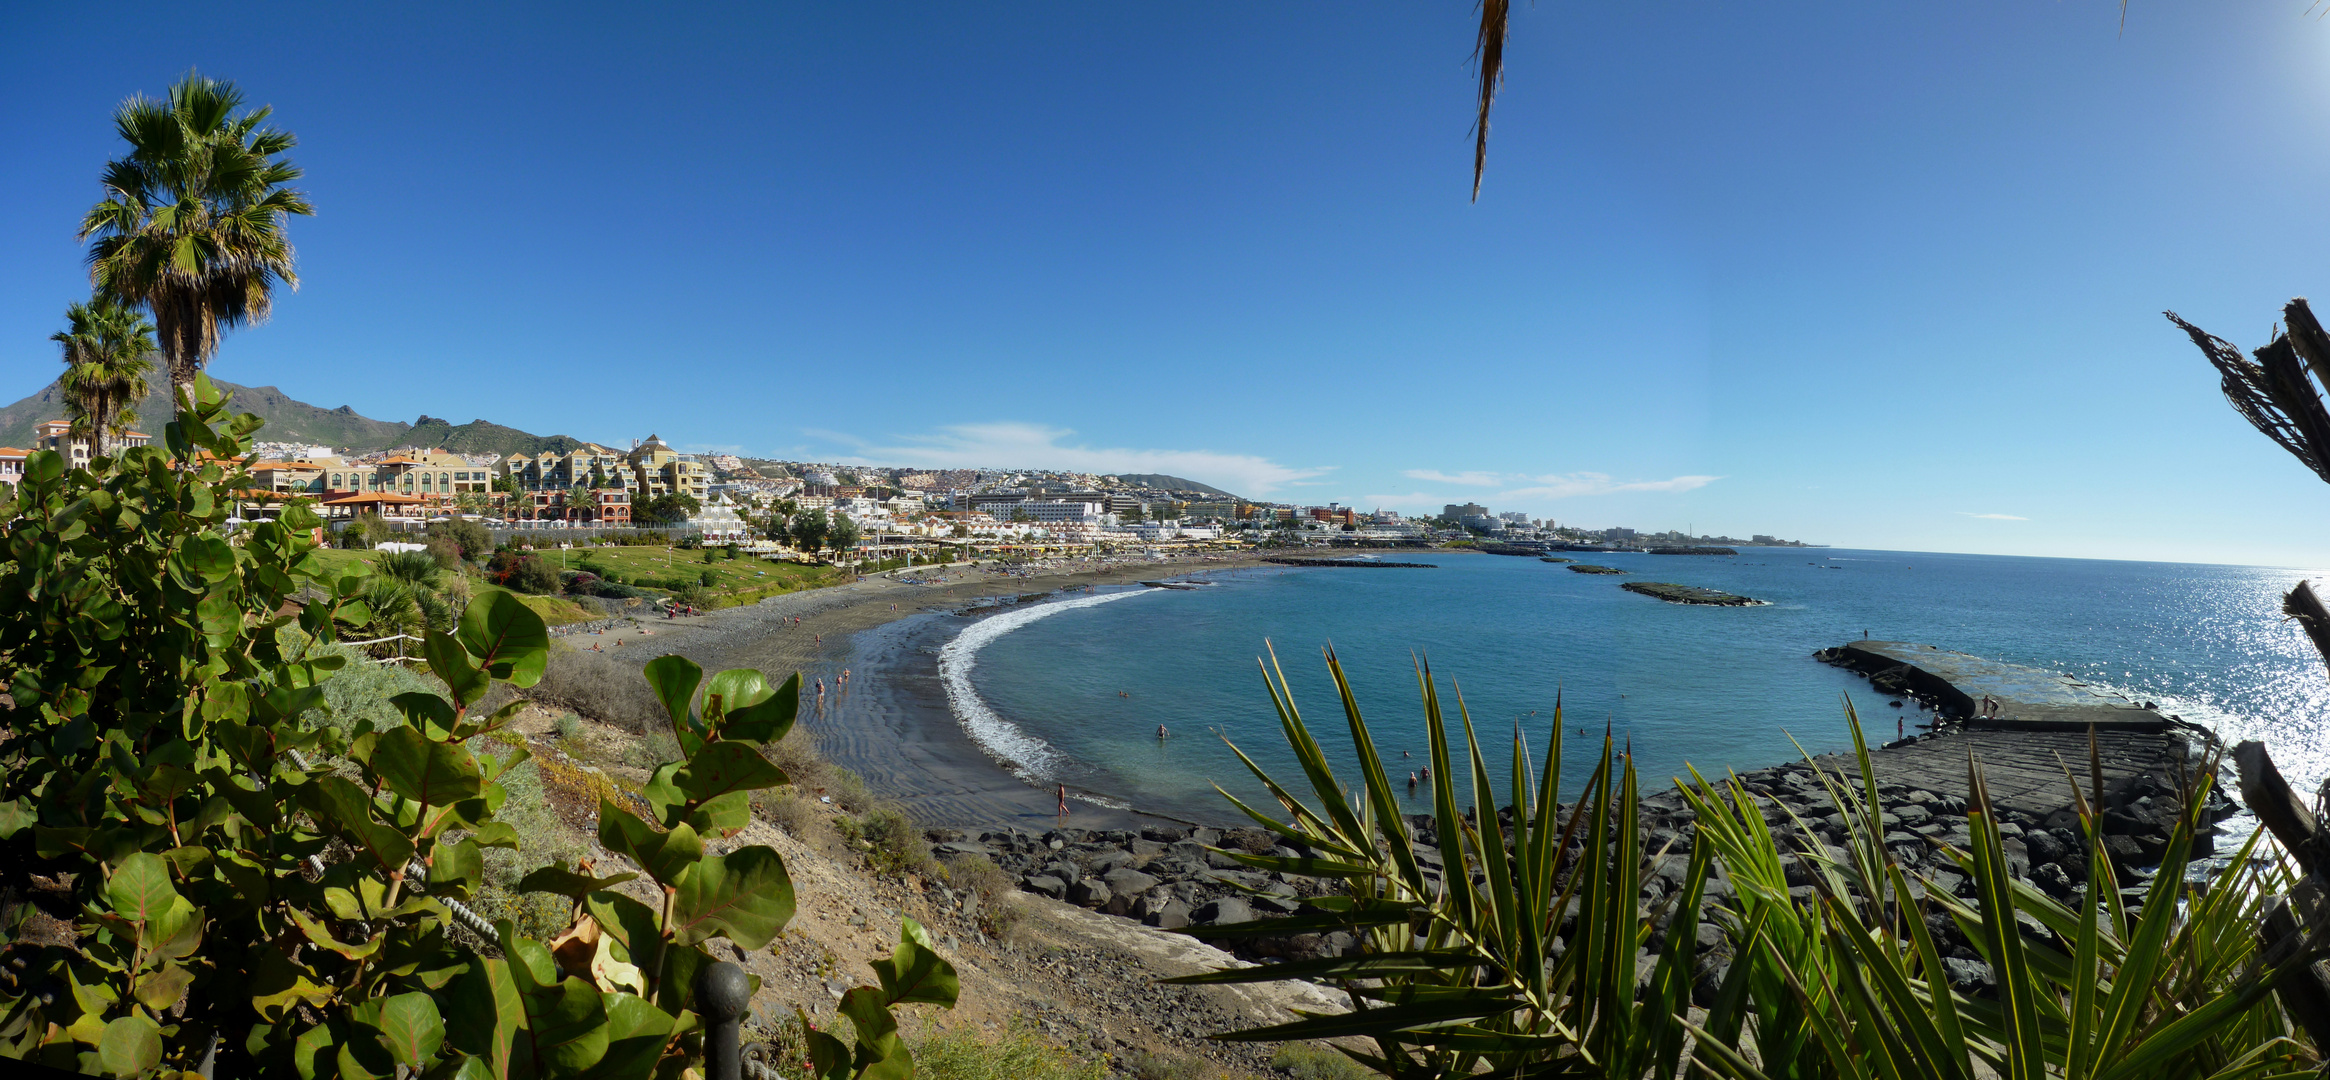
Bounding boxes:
560 550 1282 829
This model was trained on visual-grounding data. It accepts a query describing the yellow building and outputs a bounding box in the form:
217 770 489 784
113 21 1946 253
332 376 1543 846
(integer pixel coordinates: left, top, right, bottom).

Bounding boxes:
320 450 494 501
627 435 708 501
34 419 151 466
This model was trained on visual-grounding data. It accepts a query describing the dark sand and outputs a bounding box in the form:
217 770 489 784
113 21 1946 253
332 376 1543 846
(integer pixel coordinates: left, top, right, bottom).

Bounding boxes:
563 553 1276 829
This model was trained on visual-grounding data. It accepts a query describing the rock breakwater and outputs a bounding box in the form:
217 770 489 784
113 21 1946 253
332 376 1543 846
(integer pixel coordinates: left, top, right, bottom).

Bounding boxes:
1620 582 1766 606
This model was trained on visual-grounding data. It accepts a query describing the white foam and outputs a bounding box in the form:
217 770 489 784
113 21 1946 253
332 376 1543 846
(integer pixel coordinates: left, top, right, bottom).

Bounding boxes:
939 590 1159 783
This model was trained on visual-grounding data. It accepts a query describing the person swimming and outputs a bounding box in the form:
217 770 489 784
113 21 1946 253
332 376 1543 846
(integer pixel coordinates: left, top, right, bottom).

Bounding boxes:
1157 723 1167 739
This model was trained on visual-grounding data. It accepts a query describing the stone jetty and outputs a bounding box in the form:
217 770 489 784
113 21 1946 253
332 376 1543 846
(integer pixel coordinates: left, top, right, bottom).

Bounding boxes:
1817 640 2174 729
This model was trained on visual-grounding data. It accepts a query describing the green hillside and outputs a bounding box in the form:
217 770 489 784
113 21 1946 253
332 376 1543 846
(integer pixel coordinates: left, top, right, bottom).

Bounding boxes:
0 377 591 457
394 416 597 458
0 377 412 451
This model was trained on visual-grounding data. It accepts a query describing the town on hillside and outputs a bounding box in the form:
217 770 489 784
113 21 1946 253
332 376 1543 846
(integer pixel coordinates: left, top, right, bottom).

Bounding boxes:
0 421 1814 561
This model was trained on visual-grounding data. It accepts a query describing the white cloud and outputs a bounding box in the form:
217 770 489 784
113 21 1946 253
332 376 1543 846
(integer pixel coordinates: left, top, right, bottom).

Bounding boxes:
821 422 1330 495
1959 512 2028 521
1402 469 1503 487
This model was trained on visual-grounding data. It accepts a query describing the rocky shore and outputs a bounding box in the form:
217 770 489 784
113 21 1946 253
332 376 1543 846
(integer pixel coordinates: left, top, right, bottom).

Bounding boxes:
1567 564 1626 574
1261 557 1437 569
945 742 2237 1000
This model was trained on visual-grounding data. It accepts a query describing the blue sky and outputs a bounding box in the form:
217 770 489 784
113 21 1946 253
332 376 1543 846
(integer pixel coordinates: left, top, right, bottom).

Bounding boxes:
7 3 2330 564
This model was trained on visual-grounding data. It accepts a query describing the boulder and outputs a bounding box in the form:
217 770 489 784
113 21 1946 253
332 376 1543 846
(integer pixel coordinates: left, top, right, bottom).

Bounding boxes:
1142 899 1191 930
1192 897 1255 926
1067 879 1112 909
1024 875 1067 900
1103 867 1162 896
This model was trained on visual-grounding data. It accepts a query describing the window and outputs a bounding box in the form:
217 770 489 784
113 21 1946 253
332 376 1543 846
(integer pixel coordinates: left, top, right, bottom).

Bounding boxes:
331 474 343 489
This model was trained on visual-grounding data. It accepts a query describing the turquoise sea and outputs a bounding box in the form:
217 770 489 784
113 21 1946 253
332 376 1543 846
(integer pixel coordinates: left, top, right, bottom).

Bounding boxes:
945 549 2330 822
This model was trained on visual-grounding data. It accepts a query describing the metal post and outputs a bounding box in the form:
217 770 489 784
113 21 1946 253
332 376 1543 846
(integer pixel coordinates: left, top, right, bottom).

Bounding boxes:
696 960 752 1080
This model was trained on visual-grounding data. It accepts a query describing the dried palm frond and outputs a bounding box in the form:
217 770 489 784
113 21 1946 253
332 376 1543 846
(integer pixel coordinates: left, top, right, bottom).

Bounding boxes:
1472 0 1509 202
2166 300 2330 485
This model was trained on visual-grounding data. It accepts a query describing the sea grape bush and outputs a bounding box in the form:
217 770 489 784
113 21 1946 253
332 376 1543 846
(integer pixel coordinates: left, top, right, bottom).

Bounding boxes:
0 380 956 1079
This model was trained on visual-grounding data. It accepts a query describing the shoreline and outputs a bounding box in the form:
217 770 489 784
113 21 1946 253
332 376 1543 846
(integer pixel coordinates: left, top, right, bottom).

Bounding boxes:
560 551 1283 829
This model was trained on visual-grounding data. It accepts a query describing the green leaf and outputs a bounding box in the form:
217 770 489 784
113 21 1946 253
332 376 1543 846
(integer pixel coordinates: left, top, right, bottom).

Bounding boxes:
517 862 642 900
304 775 417 871
500 924 612 1075
374 991 447 1067
425 630 490 706
0 798 33 838
1208 995 1523 1042
719 672 799 745
105 851 176 923
702 668 772 726
643 654 703 735
576 992 678 1080
372 724 486 807
670 844 795 950
456 591 548 687
432 838 484 900
170 534 236 588
673 741 788 805
871 917 959 1007
840 986 911 1080
96 1013 161 1078
685 791 752 839
597 801 701 888
133 962 196 1011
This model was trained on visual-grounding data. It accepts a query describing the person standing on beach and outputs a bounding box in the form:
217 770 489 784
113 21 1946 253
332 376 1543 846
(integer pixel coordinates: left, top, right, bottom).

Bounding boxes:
1057 784 1069 817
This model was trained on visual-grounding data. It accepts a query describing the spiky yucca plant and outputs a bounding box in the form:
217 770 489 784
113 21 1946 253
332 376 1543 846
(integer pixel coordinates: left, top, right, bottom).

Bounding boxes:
1186 651 2323 1080
1168 647 1711 1080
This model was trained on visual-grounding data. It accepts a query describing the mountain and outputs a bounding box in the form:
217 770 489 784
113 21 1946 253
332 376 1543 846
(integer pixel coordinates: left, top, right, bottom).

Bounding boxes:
392 417 597 459
1111 473 1240 498
0 378 413 451
0 377 588 458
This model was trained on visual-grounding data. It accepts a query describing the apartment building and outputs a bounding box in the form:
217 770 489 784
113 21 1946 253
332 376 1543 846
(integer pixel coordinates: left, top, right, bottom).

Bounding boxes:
628 434 709 501
34 419 152 466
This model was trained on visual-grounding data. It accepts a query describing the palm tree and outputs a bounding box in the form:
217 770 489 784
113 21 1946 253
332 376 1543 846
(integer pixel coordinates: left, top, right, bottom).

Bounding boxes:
80 73 313 405
51 296 156 459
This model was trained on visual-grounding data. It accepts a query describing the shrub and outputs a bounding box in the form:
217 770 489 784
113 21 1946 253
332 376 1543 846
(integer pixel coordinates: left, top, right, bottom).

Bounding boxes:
623 730 684 772
940 855 1022 940
553 712 582 740
908 1022 1108 1080
699 569 716 587
489 550 563 594
1270 1044 1370 1080
752 786 820 837
426 516 494 561
424 535 463 570
532 647 664 731
1128 1050 1213 1080
300 642 441 737
843 804 934 878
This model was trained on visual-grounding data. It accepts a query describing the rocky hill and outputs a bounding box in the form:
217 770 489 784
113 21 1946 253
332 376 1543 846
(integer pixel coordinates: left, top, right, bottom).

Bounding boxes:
0 376 589 457
1109 473 1240 498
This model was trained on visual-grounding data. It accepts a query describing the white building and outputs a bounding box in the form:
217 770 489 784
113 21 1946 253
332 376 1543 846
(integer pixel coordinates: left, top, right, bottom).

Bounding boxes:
689 495 752 543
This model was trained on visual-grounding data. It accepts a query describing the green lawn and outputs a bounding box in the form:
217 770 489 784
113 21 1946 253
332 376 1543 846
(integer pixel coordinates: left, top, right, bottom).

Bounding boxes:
562 544 842 607
307 540 846 622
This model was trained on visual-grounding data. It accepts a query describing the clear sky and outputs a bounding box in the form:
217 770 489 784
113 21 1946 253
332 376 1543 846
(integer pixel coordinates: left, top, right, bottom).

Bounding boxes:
8 3 2330 565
